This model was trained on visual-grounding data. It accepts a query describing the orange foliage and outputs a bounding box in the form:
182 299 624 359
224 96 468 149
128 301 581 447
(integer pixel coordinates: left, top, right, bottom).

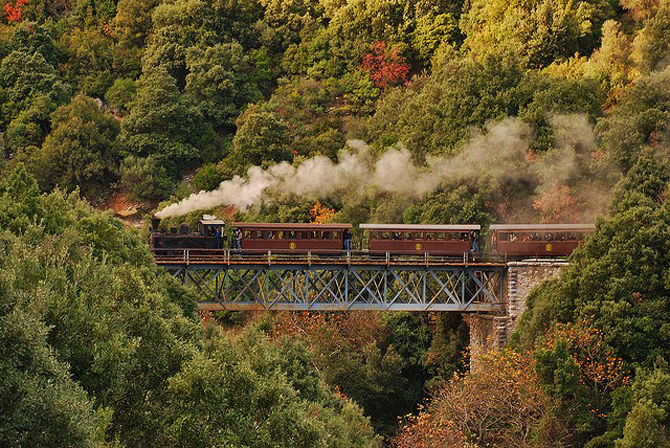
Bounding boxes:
395 349 560 448
395 410 468 448
4 0 27 22
310 200 335 224
541 321 630 400
532 184 580 223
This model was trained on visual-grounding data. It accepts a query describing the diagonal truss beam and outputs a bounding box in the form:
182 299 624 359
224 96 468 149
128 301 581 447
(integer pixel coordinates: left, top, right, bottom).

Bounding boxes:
161 263 505 312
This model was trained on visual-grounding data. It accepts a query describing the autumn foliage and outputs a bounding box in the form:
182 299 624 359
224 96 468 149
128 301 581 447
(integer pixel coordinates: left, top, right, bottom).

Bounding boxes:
361 41 410 89
532 184 580 223
540 321 631 395
310 200 335 223
394 319 630 447
4 0 27 22
395 349 557 448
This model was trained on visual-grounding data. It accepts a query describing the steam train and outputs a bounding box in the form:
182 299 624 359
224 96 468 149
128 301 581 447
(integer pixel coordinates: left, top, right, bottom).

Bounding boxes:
150 216 594 259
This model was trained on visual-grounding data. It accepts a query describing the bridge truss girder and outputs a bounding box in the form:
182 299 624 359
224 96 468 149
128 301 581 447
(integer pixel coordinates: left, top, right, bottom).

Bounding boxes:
162 263 505 312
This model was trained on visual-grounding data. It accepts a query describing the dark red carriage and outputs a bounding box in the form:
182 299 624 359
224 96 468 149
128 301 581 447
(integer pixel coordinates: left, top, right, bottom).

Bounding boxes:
360 224 480 255
489 224 595 257
232 222 352 253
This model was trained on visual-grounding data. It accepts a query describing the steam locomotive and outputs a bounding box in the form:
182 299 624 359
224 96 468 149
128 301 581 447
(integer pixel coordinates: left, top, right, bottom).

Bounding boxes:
150 216 594 259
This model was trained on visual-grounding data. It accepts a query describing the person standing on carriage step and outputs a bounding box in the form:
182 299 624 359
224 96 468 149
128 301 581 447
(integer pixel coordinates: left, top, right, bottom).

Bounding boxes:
214 227 222 249
343 228 352 252
471 230 480 252
234 227 243 250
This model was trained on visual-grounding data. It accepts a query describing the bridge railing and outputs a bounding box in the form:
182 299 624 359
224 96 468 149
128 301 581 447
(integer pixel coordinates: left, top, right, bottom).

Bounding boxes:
152 248 509 266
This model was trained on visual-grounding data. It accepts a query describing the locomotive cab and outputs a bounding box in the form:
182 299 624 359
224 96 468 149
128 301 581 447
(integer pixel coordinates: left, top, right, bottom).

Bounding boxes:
198 217 225 238
150 215 225 252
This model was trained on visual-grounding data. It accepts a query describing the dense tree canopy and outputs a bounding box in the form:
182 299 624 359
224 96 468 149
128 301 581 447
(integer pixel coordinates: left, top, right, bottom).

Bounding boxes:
0 165 382 447
3 0 670 444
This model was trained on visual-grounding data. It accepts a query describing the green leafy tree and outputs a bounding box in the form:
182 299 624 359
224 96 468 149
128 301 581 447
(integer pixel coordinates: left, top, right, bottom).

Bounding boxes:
0 309 108 448
0 50 69 129
40 94 120 196
120 66 215 178
460 0 617 69
104 77 136 114
119 155 172 200
632 0 670 74
596 68 670 171
184 42 265 128
4 94 57 151
143 0 263 83
192 163 224 192
231 104 291 168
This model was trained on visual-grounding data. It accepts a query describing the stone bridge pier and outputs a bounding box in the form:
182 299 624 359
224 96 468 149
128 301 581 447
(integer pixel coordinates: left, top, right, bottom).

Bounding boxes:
467 260 569 366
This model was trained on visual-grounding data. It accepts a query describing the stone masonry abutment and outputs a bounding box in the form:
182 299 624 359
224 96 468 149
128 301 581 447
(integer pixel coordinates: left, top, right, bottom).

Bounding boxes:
468 260 569 368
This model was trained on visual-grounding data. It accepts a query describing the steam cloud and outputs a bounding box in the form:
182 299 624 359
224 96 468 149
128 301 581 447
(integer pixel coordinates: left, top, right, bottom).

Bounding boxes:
156 115 603 219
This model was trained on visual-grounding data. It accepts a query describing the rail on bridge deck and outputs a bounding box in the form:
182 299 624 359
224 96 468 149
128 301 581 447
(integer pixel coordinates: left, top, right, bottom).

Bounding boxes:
154 249 507 312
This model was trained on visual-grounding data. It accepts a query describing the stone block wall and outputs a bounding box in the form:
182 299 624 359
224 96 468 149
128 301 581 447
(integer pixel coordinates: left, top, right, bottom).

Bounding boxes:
505 261 569 335
467 260 568 368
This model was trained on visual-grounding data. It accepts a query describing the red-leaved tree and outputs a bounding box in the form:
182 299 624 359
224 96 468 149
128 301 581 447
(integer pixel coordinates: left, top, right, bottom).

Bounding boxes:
361 41 410 89
4 0 27 22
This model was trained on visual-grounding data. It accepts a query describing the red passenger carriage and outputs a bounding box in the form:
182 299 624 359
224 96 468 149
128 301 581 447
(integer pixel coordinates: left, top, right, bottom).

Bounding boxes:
360 224 480 255
489 224 595 257
232 222 352 253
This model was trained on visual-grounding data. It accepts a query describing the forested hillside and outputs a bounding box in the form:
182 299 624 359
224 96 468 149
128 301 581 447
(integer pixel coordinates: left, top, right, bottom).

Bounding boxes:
2 0 670 446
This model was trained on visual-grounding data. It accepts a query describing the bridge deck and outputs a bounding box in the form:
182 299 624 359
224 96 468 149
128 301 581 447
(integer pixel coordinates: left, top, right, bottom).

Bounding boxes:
156 250 507 312
153 249 508 267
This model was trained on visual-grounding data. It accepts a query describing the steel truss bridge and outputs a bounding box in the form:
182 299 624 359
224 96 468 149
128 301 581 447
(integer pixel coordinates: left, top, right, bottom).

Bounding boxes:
155 249 506 312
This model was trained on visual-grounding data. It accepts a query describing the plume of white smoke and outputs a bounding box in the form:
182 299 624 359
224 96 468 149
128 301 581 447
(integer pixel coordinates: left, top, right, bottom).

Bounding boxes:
156 115 601 219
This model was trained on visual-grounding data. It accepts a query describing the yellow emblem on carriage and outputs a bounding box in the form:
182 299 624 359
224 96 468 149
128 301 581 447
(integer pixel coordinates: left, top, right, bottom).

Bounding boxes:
416 243 422 251
545 244 553 252
289 242 296 250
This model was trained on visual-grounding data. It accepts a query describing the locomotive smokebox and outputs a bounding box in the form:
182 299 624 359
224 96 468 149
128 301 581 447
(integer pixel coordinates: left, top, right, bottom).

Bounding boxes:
151 216 161 232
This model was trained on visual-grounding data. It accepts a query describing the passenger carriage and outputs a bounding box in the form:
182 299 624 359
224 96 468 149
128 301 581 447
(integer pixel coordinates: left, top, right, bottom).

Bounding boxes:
360 224 480 255
232 222 352 253
489 223 595 257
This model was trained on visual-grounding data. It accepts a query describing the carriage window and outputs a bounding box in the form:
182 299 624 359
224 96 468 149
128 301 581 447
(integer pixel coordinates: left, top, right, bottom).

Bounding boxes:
392 232 402 240
576 232 585 240
557 232 567 241
425 233 434 241
267 230 274 239
448 233 457 241
436 232 446 241
413 232 423 240
509 233 519 242
333 231 340 239
275 231 284 239
499 232 509 242
254 230 263 239
370 231 378 240
288 231 297 239
244 230 252 238
381 232 390 240
404 232 412 240
459 232 468 241
322 231 330 239
543 233 553 241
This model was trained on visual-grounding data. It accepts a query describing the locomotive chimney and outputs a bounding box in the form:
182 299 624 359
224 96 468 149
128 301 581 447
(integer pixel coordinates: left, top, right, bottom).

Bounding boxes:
151 216 161 232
